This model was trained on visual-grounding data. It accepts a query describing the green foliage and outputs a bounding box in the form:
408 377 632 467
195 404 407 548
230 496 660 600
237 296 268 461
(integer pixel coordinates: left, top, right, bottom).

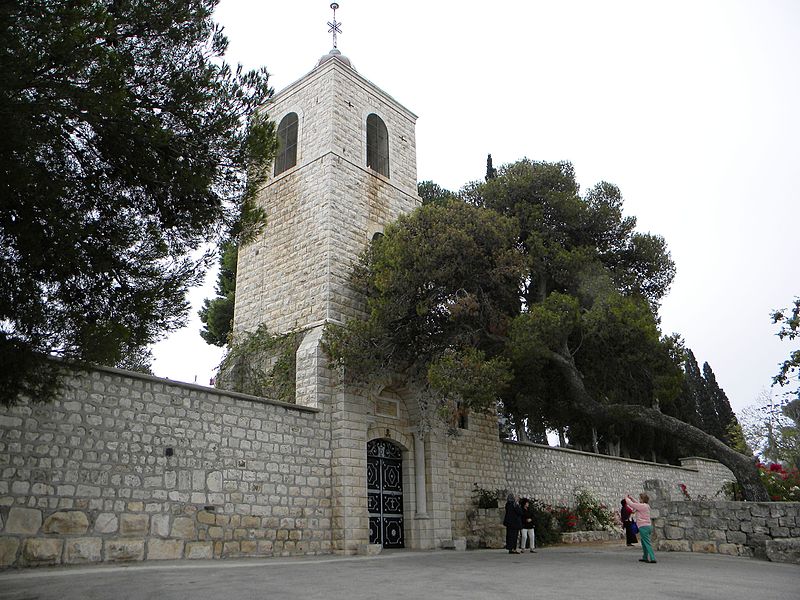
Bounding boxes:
417 181 457 206
323 199 525 413
535 490 616 539
199 241 238 346
217 326 299 402
471 484 507 509
329 161 683 453
573 489 616 531
526 499 561 546
672 349 742 454
326 158 766 497
772 297 800 401
726 420 753 456
0 0 276 404
428 348 513 411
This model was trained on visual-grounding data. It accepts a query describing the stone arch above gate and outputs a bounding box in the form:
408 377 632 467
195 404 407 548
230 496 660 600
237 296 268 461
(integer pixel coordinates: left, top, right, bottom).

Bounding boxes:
366 424 410 451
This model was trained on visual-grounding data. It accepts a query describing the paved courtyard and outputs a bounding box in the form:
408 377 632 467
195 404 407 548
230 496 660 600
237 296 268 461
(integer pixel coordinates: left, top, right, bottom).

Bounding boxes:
0 544 796 600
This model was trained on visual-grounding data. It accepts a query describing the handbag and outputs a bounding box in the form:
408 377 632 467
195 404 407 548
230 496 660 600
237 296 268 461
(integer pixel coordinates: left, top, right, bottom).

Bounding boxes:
630 521 639 535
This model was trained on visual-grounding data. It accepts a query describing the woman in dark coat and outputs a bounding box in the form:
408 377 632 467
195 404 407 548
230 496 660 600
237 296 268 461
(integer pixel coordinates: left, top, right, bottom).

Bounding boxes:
519 498 536 552
621 498 638 546
503 493 523 554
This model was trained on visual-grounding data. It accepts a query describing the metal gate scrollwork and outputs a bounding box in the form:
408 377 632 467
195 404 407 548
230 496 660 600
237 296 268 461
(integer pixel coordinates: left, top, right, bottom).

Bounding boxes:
367 439 404 548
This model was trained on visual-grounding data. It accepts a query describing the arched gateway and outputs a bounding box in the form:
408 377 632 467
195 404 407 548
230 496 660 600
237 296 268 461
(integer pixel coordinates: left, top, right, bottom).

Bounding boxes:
367 439 404 548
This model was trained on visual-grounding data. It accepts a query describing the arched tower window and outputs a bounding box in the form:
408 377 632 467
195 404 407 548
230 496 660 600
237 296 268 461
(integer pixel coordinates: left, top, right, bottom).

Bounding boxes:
274 112 298 176
366 113 389 178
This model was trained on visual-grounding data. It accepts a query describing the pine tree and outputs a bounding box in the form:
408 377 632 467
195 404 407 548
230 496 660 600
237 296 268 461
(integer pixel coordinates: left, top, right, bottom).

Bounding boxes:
1 0 276 404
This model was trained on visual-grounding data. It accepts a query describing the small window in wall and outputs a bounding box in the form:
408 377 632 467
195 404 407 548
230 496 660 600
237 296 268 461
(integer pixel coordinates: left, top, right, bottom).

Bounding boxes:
366 113 389 178
274 112 298 176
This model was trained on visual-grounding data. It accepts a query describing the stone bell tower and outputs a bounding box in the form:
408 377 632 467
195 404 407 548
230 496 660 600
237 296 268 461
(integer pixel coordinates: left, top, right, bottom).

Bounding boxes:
232 45 420 403
231 39 448 553
233 47 419 347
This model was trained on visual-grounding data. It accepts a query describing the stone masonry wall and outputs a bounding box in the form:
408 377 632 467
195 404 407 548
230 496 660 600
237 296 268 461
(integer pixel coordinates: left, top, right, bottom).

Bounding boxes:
448 413 506 540
0 365 332 568
502 441 734 512
653 500 800 559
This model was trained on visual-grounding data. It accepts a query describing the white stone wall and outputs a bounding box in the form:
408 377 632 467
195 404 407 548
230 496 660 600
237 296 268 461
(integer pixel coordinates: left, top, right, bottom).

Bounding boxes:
502 441 735 511
0 366 332 568
447 413 506 539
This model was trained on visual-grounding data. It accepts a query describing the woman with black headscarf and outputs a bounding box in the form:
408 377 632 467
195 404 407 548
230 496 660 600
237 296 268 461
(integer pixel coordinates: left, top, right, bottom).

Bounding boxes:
503 493 523 554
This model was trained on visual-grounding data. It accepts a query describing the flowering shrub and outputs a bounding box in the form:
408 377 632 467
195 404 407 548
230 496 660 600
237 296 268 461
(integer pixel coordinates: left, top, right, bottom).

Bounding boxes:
574 489 616 531
716 463 800 501
551 505 579 531
759 462 800 501
539 490 617 535
527 499 561 546
678 483 711 501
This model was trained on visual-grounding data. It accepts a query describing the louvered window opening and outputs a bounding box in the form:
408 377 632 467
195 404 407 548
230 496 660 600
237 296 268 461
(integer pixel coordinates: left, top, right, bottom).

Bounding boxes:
366 113 389 178
274 112 299 176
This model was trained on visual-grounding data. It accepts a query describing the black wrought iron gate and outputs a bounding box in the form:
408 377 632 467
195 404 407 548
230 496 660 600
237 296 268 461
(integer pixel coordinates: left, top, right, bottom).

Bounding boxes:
367 439 404 548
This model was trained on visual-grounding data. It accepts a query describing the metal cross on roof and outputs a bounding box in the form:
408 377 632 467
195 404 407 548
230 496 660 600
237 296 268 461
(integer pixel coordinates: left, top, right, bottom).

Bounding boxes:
328 3 342 48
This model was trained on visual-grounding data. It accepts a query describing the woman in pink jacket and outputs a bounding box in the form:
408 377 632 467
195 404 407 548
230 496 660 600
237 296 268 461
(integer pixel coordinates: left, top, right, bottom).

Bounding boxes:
625 493 656 563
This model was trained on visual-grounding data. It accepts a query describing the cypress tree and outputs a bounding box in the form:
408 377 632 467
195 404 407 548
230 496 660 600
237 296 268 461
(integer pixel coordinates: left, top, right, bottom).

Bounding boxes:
703 362 739 444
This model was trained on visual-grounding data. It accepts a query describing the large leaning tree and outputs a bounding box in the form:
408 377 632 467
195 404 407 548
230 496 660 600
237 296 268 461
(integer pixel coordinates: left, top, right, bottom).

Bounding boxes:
0 0 277 404
324 159 768 501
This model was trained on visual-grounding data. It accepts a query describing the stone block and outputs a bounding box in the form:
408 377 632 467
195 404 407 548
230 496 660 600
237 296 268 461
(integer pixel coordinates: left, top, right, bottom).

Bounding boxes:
357 543 382 555
43 511 89 534
171 517 196 539
94 512 118 533
120 513 148 536
151 514 170 537
105 539 145 562
222 542 240 557
22 538 63 565
657 540 690 552
0 537 20 567
664 525 684 539
691 541 718 553
717 543 744 556
185 542 213 559
6 507 42 534
197 510 216 525
147 539 184 560
765 538 800 565
207 471 223 492
64 537 103 564
726 530 747 544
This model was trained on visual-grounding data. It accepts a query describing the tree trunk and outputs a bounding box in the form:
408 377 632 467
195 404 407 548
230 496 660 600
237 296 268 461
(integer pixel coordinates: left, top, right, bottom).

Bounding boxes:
558 428 566 447
548 349 769 501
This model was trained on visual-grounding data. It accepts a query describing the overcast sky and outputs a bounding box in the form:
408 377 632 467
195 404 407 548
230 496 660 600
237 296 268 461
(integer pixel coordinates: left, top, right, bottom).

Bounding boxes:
151 0 799 415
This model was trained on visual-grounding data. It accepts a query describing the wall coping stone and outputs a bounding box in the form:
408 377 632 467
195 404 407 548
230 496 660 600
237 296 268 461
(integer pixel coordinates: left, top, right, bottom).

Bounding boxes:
502 440 713 472
63 361 321 414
